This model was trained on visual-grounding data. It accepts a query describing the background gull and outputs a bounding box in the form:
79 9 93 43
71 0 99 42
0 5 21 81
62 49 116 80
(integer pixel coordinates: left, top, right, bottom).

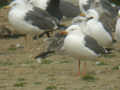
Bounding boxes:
91 0 119 32
72 9 113 51
30 0 80 19
79 0 119 32
8 0 61 49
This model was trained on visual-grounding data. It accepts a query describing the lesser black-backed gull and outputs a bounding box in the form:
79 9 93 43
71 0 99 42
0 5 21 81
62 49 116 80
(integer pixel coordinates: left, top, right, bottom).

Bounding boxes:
7 0 60 49
35 21 108 76
30 0 80 19
79 0 119 32
85 9 113 48
62 30 107 76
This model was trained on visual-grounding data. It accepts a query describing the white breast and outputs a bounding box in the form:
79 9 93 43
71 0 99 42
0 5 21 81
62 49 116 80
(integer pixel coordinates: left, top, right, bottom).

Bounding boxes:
86 19 112 47
115 18 120 42
8 7 40 34
63 30 98 59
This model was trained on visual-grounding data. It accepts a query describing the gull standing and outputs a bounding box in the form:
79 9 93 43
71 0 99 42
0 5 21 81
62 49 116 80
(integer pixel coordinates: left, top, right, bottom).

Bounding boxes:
79 0 119 32
85 9 113 48
35 17 108 76
7 0 60 49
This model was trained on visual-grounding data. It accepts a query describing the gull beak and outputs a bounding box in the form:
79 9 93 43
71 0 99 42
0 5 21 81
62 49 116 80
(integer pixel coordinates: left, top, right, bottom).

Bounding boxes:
80 13 86 17
3 5 11 9
60 31 68 35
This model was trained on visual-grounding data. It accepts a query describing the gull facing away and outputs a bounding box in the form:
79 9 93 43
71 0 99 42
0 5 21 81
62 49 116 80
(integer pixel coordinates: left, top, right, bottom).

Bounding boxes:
7 0 61 49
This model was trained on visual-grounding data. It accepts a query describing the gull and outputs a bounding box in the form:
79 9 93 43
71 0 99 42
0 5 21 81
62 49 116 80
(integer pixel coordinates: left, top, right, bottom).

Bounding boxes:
30 0 80 19
7 0 60 49
79 0 119 32
35 17 108 76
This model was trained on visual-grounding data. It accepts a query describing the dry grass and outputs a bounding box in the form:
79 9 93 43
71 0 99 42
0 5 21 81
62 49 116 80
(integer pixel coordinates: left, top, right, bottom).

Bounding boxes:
0 6 120 90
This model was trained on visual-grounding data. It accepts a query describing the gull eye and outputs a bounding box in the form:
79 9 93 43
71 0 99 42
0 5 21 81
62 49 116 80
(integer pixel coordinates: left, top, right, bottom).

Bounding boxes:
87 17 93 20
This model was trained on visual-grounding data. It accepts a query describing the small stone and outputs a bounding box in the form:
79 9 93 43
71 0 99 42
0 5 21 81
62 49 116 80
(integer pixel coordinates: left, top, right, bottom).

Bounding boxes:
96 61 100 65
16 43 21 48
36 58 42 64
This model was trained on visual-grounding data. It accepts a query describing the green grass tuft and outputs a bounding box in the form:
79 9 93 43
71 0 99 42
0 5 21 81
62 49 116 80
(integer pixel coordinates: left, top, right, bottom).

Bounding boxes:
0 61 13 66
41 59 53 64
96 61 107 66
59 60 70 64
82 74 96 82
14 82 26 87
112 65 120 70
17 78 25 82
33 82 42 85
8 47 17 51
103 54 116 58
46 86 57 90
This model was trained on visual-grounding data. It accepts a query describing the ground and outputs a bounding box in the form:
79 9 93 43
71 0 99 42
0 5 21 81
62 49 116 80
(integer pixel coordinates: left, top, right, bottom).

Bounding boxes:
0 4 120 90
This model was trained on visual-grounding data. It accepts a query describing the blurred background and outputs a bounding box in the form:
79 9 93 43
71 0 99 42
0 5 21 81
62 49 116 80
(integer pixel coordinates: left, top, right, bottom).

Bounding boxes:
0 0 120 9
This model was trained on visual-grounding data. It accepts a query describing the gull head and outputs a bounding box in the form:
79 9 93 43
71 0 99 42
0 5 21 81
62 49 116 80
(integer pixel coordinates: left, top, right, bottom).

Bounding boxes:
79 0 89 5
86 9 99 20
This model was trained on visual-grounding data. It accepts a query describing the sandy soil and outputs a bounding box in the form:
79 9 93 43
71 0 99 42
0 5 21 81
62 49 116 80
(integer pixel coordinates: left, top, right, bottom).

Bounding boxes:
0 4 120 90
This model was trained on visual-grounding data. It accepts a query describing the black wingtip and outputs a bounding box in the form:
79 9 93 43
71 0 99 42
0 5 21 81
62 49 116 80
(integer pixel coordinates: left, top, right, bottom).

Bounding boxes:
34 51 55 59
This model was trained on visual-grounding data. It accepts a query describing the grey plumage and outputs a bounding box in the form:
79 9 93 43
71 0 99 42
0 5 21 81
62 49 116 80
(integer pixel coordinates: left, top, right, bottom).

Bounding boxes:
99 13 114 36
94 0 119 32
84 35 107 54
60 0 80 18
46 32 66 51
35 32 66 59
24 7 58 30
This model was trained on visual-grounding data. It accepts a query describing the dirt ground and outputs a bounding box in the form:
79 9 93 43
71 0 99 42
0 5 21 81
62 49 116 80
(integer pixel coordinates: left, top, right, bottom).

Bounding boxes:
0 4 120 90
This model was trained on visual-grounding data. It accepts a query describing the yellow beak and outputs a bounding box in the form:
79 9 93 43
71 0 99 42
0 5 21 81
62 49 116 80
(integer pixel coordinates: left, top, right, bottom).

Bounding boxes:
60 31 68 35
80 13 86 17
3 5 11 9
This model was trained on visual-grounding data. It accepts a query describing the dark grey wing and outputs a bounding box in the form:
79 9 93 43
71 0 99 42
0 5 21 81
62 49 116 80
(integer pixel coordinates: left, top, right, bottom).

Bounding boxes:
96 0 118 32
101 0 118 17
24 7 58 30
60 0 80 18
84 35 106 54
47 32 66 51
34 32 66 59
99 12 116 33
46 0 63 21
